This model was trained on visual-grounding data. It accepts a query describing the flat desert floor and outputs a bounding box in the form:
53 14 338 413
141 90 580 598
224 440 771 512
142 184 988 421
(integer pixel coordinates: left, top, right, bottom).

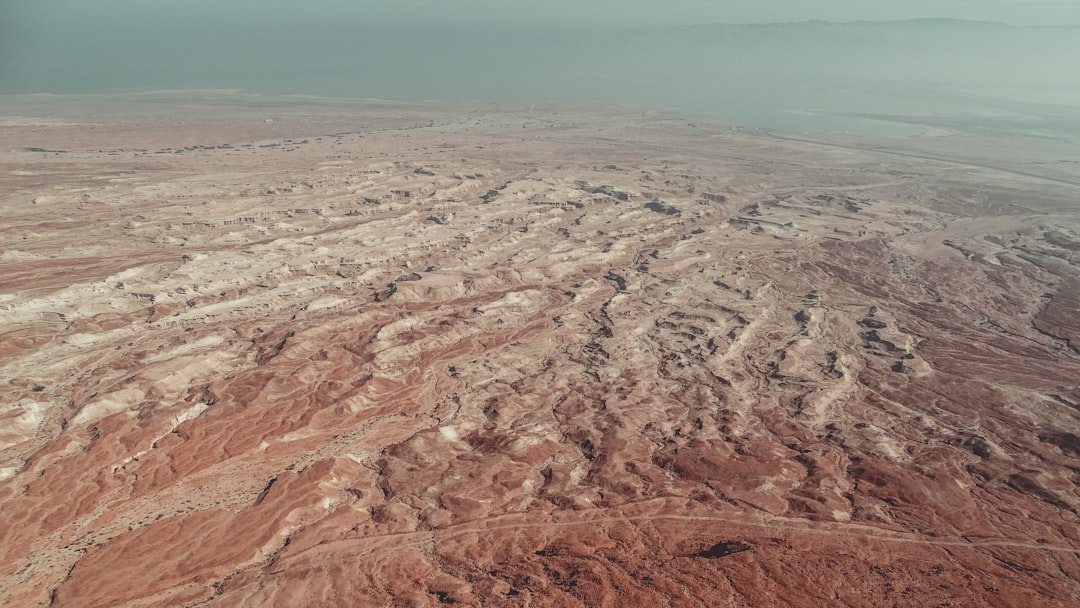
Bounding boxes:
1 93 1079 607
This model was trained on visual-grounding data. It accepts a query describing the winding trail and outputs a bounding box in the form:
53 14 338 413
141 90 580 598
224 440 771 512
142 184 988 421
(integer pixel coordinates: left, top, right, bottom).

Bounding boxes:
273 499 1080 573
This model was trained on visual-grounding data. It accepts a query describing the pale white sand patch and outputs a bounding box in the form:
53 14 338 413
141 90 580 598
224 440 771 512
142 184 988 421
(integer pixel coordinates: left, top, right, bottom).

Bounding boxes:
439 426 461 442
142 335 225 363
0 250 48 261
141 351 236 394
72 388 144 426
281 428 319 443
304 296 348 313
477 289 541 313
0 400 49 450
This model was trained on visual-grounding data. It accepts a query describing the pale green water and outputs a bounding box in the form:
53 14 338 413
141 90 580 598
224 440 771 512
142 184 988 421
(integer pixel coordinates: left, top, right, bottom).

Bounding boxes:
3 21 1078 138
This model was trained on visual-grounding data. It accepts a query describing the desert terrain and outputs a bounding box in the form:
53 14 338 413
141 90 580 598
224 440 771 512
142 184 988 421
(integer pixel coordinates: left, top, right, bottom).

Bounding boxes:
1 93 1079 607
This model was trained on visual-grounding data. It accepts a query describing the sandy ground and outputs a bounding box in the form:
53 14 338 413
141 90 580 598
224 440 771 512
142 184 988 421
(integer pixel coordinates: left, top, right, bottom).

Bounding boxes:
1 93 1079 607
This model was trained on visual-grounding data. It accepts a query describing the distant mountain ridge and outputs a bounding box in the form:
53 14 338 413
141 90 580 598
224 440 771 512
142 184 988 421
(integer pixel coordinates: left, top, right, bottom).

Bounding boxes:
660 18 1080 32
726 18 1009 27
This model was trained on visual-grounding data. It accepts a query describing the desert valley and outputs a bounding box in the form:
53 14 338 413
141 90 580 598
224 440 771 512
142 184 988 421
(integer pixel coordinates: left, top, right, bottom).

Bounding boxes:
1 93 1079 607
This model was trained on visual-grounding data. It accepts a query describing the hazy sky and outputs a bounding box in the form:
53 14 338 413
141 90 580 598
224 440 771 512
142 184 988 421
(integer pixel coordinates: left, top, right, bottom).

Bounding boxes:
386 0 1080 26
3 0 1079 126
5 0 1080 30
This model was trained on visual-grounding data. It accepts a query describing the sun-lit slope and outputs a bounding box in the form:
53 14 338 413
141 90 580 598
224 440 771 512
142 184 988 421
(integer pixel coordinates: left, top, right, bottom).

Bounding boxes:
1 95 1078 607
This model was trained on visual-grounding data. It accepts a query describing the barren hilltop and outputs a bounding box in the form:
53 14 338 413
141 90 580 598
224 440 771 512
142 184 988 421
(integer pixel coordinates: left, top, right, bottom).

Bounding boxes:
1 94 1078 607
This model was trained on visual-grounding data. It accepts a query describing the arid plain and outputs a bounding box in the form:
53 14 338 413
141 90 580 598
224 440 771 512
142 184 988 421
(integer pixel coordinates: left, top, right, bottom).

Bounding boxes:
1 94 1079 607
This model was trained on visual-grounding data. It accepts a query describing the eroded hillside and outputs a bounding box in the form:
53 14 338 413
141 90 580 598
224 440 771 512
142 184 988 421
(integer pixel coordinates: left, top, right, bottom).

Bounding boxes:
1 95 1078 607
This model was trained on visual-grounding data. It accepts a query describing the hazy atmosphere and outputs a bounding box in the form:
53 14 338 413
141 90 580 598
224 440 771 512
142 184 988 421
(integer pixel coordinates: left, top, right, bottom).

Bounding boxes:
5 2 1080 607
4 1 1080 135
